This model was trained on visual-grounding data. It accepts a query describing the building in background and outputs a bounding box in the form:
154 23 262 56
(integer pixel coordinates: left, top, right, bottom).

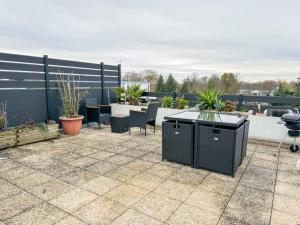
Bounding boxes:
121 81 151 92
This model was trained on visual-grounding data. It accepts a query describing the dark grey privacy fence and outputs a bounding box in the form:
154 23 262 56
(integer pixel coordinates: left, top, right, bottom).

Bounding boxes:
0 52 121 126
143 92 300 109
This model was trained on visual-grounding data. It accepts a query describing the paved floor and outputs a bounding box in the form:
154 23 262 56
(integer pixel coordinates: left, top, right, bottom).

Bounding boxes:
0 126 299 225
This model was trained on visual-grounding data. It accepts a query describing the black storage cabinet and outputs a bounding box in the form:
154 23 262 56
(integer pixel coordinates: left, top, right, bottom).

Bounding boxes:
110 116 129 133
162 121 194 166
195 123 244 176
241 120 250 161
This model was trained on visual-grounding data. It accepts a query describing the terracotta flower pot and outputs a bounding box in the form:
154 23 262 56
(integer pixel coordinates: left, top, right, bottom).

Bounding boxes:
59 116 84 135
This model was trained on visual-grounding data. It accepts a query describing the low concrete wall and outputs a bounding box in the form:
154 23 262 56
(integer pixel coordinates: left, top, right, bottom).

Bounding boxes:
247 115 294 144
110 103 293 144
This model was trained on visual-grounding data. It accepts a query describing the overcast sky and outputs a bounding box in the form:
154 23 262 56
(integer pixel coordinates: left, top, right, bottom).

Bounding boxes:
1 0 300 82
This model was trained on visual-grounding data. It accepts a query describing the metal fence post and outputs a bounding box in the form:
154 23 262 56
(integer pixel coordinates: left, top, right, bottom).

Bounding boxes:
100 62 104 104
237 94 243 110
173 91 177 107
118 64 121 86
43 55 51 121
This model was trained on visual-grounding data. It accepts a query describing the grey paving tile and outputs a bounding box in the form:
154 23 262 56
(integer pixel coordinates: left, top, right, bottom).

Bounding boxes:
60 169 99 186
0 192 42 221
73 197 127 225
166 203 219 225
111 209 163 225
185 188 229 216
27 179 75 200
85 161 118 175
222 185 273 225
5 202 67 225
240 166 276 192
49 187 98 213
133 193 181 222
55 216 88 225
104 183 149 207
0 179 23 201
198 176 237 197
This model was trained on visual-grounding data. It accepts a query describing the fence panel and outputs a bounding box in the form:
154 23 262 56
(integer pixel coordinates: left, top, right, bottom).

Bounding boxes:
143 91 300 108
0 52 121 127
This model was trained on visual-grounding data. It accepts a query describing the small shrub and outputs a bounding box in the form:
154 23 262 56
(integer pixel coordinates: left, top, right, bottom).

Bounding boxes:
176 96 189 109
161 96 173 108
223 101 237 112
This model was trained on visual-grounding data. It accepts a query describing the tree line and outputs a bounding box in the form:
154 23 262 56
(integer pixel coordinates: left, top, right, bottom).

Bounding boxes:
122 70 300 96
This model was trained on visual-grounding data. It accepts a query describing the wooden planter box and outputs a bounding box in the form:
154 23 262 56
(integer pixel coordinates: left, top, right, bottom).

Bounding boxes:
0 124 60 150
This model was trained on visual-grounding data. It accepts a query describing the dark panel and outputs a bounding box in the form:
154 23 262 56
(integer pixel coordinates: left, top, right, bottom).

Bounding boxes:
103 64 118 71
243 95 300 104
48 65 100 75
0 80 45 88
221 95 240 101
48 58 100 70
103 83 119 88
0 61 44 72
103 70 119 76
103 76 118 82
0 52 44 64
0 89 47 126
0 71 44 80
49 81 101 88
48 74 101 82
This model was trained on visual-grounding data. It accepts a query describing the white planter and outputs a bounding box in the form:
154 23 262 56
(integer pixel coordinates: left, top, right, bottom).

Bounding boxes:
110 103 144 116
156 108 185 126
248 115 295 144
110 104 184 126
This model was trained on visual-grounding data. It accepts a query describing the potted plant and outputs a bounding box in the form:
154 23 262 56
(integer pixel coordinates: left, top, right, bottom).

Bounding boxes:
126 84 145 105
223 100 237 112
197 88 224 111
176 96 189 109
113 86 126 103
57 75 84 135
160 96 173 108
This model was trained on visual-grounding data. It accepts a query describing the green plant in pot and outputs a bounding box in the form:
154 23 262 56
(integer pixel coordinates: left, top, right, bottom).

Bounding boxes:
197 88 224 111
127 84 145 105
176 96 189 109
113 86 126 103
57 74 85 135
223 100 237 112
160 96 173 108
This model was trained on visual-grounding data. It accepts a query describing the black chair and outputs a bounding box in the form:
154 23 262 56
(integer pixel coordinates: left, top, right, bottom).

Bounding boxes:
129 102 160 136
85 98 111 127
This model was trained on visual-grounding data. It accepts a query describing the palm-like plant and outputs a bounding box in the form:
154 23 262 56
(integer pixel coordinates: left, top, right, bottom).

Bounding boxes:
197 88 224 111
113 86 126 102
127 84 145 105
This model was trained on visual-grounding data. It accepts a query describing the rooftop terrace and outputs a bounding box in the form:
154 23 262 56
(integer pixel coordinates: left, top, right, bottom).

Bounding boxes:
0 127 299 225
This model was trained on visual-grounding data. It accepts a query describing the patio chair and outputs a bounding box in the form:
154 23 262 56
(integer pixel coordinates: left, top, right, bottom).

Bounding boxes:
85 98 111 127
129 102 160 136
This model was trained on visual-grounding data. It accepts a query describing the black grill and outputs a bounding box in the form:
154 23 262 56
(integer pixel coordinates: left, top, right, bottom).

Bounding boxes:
279 112 300 152
281 113 300 130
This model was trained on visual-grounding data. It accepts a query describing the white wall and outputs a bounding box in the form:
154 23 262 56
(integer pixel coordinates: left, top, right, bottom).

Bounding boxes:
110 104 294 144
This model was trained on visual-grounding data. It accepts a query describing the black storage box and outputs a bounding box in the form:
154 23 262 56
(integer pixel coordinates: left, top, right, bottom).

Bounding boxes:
195 123 244 176
110 115 129 133
162 121 194 166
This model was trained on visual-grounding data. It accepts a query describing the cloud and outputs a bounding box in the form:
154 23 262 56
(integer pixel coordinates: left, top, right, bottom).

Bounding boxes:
0 0 300 81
